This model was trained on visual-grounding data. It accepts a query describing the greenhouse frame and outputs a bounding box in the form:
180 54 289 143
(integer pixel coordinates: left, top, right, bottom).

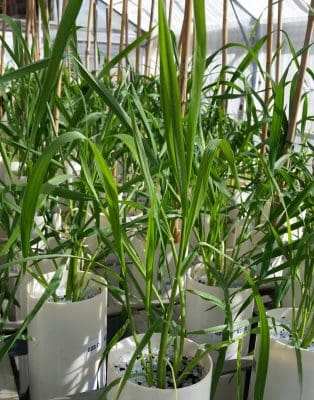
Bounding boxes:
0 1 313 399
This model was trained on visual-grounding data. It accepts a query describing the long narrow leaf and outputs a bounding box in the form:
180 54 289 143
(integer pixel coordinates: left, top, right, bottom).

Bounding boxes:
186 0 206 182
29 1 83 146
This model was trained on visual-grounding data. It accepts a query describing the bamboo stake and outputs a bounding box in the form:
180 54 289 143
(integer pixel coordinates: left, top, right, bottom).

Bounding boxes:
34 1 40 61
54 0 68 135
42 0 50 52
154 0 173 76
26 0 31 47
107 0 113 61
125 1 129 48
178 4 188 58
284 0 314 154
62 1 68 19
136 0 142 73
145 0 155 77
30 0 39 61
221 0 228 111
155 0 174 76
275 0 283 84
61 0 71 75
93 1 98 71
119 0 127 54
0 0 7 119
0 0 7 76
168 0 173 26
154 49 159 76
85 0 94 70
118 0 127 79
261 0 273 155
37 1 41 59
56 0 60 23
54 82 63 137
179 0 193 116
173 0 193 243
30 0 35 44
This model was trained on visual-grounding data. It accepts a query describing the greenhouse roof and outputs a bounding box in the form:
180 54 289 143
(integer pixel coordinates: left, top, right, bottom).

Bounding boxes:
100 0 311 33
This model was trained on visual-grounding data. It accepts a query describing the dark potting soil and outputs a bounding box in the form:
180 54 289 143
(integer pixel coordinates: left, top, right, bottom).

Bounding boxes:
114 352 205 389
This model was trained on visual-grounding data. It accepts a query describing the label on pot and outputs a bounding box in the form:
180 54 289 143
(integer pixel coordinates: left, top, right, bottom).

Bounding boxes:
210 325 248 343
84 334 106 360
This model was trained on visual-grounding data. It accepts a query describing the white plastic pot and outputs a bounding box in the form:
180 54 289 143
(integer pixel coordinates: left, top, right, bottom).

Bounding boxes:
27 271 107 400
225 218 251 253
186 265 253 362
0 160 27 185
107 333 213 400
226 219 285 280
15 236 64 321
226 199 285 279
15 258 57 395
13 238 62 395
282 262 311 308
65 160 82 183
227 187 251 223
85 212 109 255
248 308 314 400
127 235 181 303
0 160 27 207
85 201 122 266
189 212 210 249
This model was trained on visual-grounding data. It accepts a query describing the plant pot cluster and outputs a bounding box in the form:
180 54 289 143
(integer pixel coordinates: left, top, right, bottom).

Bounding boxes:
0 1 313 400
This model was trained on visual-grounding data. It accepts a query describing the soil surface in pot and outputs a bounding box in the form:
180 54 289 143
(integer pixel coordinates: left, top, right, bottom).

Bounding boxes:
114 347 205 389
192 263 240 288
270 314 314 350
48 286 101 303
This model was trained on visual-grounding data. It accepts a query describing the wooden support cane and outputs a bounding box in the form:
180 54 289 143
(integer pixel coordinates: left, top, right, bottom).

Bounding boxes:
284 0 314 155
261 0 274 156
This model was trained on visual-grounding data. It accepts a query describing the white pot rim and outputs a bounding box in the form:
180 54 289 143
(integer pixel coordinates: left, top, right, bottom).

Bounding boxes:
109 333 213 392
267 307 314 353
27 270 107 305
187 266 246 294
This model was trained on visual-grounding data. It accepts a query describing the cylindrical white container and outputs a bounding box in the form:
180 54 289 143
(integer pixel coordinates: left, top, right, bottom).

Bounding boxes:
186 265 253 362
85 201 122 266
107 333 213 400
0 160 27 185
189 212 210 249
282 262 310 308
227 187 251 223
27 271 107 400
248 308 314 400
15 256 58 395
127 235 181 303
85 212 109 254
65 160 81 182
16 236 63 321
226 198 285 280
226 220 285 280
